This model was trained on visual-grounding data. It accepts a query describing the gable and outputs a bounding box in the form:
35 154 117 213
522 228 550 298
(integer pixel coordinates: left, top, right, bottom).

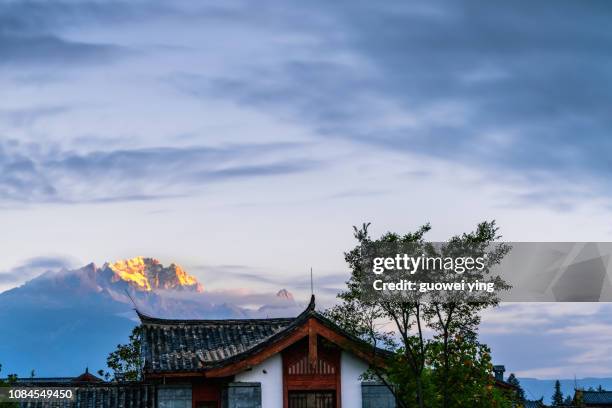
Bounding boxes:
139 298 387 378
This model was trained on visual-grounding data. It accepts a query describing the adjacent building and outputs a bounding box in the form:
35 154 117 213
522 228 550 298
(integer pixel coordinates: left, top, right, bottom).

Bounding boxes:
574 390 612 407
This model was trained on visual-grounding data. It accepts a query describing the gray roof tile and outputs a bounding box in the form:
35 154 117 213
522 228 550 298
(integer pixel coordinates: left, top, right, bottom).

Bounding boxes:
141 316 295 372
583 390 612 404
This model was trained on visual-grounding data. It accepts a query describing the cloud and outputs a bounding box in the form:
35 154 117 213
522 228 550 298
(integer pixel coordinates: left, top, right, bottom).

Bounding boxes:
171 0 612 209
0 141 319 204
0 33 121 66
0 256 75 285
481 303 612 378
6 0 609 209
0 0 173 67
193 264 347 297
0 106 70 127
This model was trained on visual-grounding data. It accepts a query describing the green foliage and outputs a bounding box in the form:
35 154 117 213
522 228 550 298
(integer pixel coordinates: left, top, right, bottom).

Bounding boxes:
427 339 510 408
552 380 564 406
575 390 585 408
105 326 143 381
0 364 18 408
325 221 513 408
507 373 526 401
97 369 112 381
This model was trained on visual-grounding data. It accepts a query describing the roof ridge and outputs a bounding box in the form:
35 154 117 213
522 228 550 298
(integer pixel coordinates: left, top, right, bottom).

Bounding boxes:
583 390 612 392
138 315 296 325
136 295 317 325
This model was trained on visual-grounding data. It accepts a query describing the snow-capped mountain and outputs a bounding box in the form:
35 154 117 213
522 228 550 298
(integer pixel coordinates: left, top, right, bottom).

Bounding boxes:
104 257 204 293
0 257 298 377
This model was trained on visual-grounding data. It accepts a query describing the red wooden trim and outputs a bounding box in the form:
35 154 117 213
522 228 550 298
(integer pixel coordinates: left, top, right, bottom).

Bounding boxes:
191 382 221 408
309 319 384 366
194 316 384 379
205 325 309 377
282 336 343 407
336 351 342 408
308 320 318 370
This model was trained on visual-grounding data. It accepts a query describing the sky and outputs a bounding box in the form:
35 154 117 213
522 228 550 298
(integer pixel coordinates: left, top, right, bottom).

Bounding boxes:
1 0 612 379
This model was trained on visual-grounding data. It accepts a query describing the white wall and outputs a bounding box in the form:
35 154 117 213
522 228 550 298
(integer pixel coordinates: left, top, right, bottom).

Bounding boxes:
234 353 283 408
233 351 369 408
341 351 369 408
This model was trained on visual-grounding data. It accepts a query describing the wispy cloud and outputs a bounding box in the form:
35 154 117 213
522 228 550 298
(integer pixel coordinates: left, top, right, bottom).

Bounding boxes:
167 1 612 209
0 106 70 127
482 303 612 378
0 34 121 66
192 263 347 297
0 0 170 66
0 141 319 204
1 7 114 66
0 256 75 286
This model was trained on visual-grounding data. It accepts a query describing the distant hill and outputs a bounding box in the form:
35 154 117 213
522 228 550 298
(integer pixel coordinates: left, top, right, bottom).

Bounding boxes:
0 257 300 377
519 377 612 404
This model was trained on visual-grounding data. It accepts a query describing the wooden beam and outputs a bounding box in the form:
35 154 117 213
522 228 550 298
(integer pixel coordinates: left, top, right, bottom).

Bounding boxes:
309 319 385 367
153 316 387 379
204 325 309 377
308 320 317 370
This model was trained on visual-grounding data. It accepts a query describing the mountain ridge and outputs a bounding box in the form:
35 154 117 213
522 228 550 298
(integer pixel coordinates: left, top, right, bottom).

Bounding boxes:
105 256 204 292
0 257 299 377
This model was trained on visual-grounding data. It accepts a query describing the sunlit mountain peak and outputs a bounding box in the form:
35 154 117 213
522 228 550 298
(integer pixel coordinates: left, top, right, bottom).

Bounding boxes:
106 256 203 292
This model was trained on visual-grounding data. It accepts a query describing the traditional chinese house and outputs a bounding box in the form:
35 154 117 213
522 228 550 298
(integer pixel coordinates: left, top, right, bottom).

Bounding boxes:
137 295 395 408
17 296 395 408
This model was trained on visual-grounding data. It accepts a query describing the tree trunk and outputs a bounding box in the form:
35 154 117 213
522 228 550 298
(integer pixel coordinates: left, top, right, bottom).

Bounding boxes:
416 375 425 408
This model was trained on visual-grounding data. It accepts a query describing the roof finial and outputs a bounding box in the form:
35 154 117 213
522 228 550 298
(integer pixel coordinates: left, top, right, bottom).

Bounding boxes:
307 293 316 312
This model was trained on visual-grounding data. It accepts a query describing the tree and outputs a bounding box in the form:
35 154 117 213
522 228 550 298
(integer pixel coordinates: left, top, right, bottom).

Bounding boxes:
104 326 143 381
507 373 526 401
0 364 18 408
326 222 432 408
552 380 564 406
563 395 573 405
427 337 510 408
326 221 512 408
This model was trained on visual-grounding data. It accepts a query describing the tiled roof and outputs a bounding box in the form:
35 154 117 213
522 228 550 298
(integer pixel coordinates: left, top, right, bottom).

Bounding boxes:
139 297 316 373
523 400 544 408
139 295 390 374
15 378 74 383
141 315 294 372
18 383 156 408
72 368 103 383
583 390 612 404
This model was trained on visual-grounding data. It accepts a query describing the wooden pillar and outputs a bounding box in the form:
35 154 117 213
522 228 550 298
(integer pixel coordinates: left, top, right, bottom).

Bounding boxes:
308 320 318 370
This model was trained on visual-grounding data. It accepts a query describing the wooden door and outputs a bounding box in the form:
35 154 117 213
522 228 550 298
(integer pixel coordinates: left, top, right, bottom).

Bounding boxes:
288 391 335 408
195 402 217 408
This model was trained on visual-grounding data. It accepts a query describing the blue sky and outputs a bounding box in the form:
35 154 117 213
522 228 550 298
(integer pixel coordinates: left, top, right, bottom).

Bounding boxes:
1 0 612 379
